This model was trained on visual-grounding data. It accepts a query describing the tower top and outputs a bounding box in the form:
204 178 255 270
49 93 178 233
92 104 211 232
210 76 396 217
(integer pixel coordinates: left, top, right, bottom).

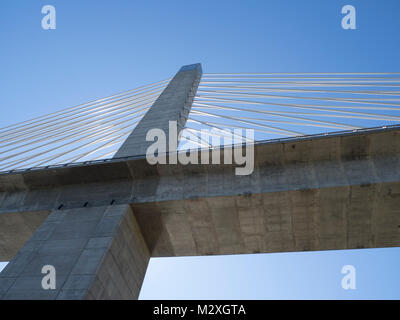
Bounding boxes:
179 63 202 73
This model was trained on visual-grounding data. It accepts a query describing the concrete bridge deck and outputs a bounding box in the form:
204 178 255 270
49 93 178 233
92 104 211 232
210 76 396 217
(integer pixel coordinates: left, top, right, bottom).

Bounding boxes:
1 126 399 262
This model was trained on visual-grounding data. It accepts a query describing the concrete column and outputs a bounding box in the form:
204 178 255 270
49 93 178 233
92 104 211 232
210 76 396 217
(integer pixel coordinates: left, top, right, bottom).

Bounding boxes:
114 63 202 158
0 204 150 299
0 64 201 300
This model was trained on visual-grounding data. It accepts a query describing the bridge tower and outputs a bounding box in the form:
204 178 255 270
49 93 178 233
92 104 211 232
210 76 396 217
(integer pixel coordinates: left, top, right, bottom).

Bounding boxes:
0 64 202 299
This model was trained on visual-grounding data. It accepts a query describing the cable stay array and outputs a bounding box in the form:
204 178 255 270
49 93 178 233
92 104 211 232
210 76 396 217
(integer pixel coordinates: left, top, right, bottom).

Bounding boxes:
2 72 400 172
0 79 170 171
179 73 400 149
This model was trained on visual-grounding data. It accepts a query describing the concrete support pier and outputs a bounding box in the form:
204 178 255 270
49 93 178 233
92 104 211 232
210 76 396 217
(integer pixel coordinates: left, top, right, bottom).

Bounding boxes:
0 63 203 299
0 204 149 299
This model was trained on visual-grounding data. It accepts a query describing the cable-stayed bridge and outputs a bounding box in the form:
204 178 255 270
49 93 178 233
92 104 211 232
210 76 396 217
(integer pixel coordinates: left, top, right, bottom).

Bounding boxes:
1 71 400 172
0 64 399 299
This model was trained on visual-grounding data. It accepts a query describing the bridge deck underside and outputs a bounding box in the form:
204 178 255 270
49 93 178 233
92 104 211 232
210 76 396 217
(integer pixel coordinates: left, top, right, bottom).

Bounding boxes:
0 211 49 261
0 128 399 261
133 181 400 257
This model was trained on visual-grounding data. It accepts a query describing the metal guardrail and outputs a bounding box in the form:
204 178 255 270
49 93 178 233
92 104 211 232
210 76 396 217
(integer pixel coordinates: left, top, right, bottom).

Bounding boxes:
0 123 399 176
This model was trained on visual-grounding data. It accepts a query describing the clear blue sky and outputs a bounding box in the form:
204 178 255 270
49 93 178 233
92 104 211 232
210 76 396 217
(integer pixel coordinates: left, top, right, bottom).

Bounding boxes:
1 0 400 299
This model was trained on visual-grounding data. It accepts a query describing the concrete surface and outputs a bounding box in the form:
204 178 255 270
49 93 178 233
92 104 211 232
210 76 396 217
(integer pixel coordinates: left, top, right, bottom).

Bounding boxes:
133 182 400 256
114 63 202 158
0 63 200 300
1 127 399 262
0 211 49 261
0 204 149 299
